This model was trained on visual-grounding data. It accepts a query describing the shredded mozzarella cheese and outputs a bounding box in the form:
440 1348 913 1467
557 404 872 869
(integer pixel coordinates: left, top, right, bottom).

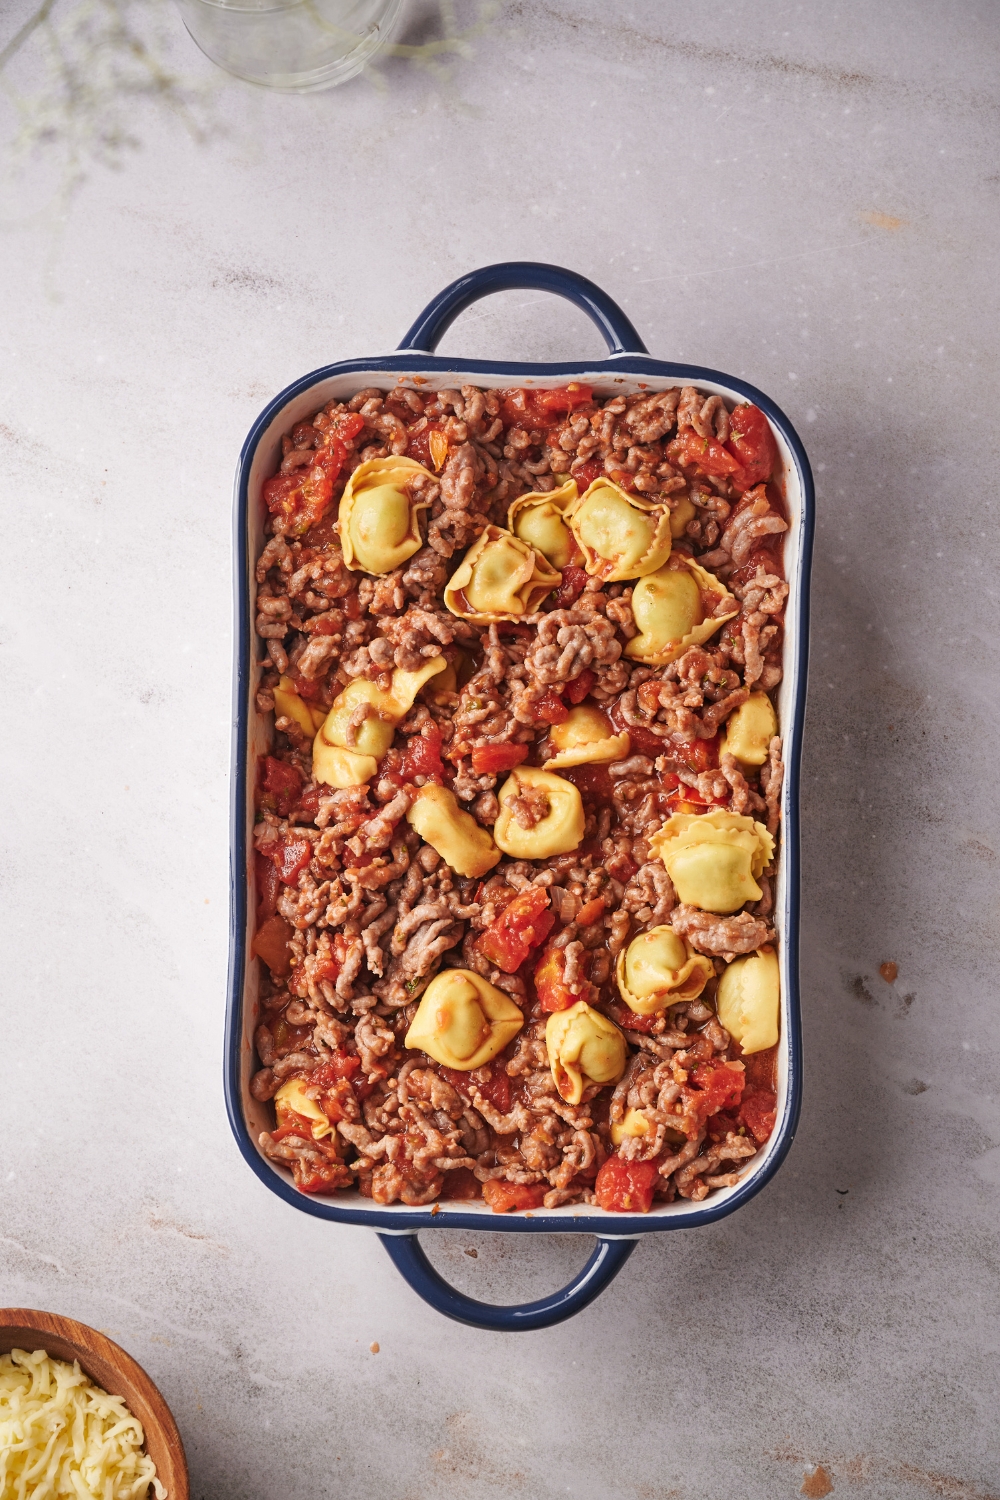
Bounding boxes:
0 1348 167 1499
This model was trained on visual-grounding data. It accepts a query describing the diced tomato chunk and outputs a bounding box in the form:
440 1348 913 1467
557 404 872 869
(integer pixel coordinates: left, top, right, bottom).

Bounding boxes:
294 1156 353 1195
326 411 365 443
270 837 312 886
476 887 555 973
295 786 323 822
255 850 282 921
575 897 605 928
268 1119 313 1145
438 1058 512 1114
594 1155 659 1213
678 734 720 773
479 1061 512 1114
483 1180 547 1213
262 439 348 536
259 756 304 817
607 1000 657 1033
690 1061 745 1119
498 386 593 430
726 405 777 492
252 914 293 977
397 729 445 783
308 1050 361 1088
739 1090 777 1145
552 564 588 608
532 384 593 415
534 945 581 1013
290 672 323 702
470 742 528 775
565 668 596 705
533 691 569 725
568 459 603 494
666 431 743 478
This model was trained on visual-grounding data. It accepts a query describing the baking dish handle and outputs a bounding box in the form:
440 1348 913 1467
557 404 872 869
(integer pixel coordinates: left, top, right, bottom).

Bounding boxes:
377 1230 636 1331
397 261 648 358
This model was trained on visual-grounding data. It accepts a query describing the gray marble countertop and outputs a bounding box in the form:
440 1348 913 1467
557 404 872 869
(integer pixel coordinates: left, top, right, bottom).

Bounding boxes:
2 2 998 1497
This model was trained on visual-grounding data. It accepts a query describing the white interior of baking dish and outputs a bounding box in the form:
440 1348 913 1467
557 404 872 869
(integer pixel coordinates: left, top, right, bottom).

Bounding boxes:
237 366 806 1226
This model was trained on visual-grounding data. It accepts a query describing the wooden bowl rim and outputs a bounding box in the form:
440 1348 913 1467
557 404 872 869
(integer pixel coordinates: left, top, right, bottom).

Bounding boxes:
0 1307 189 1500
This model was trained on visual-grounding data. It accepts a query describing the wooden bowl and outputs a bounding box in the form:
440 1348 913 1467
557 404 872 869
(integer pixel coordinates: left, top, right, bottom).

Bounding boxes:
0 1308 189 1499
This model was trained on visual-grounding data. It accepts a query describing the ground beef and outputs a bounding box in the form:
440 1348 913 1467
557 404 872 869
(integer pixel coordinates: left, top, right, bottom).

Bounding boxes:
250 383 788 1212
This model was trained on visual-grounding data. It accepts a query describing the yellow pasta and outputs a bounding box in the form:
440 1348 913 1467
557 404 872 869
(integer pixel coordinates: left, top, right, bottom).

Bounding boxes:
405 969 524 1070
444 526 561 623
567 478 673 581
507 478 581 568
543 704 631 770
649 809 775 914
338 456 433 574
625 556 738 666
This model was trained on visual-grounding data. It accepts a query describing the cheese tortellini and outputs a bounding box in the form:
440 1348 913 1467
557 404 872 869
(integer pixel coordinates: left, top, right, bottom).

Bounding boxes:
406 784 501 878
444 525 561 623
493 766 585 859
313 657 447 788
567 478 673 582
273 675 327 738
716 947 780 1054
722 691 779 767
649 809 775 914
274 1078 336 1141
507 478 581 569
405 968 524 1070
543 704 631 770
609 1108 651 1148
669 495 697 538
616 926 715 1015
625 556 738 666
338 456 433 575
546 1001 627 1104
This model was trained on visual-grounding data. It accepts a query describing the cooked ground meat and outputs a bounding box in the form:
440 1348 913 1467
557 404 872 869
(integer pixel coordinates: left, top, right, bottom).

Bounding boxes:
249 383 787 1212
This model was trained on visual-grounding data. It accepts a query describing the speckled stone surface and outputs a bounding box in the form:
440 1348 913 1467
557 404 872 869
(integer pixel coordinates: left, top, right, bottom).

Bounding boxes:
2 2 999 1497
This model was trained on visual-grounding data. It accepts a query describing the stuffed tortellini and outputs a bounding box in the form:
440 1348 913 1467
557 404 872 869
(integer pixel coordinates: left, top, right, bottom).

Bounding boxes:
406 784 501 878
625 556 738 666
721 691 779 767
273 1078 337 1141
566 478 673 582
669 495 697 538
716 947 780 1054
649 809 775 914
273 675 327 738
616 926 715 1015
313 657 447 788
546 1001 627 1105
404 968 524 1071
543 704 631 770
507 478 581 569
444 525 561 623
493 766 585 859
338 456 434 575
609 1108 651 1148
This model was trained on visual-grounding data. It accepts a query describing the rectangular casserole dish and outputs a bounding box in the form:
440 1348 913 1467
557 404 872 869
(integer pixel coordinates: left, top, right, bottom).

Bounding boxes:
226 263 814 1330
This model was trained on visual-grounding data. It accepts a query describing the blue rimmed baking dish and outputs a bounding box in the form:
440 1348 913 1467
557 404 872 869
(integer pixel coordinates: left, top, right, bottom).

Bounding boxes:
225 262 814 1332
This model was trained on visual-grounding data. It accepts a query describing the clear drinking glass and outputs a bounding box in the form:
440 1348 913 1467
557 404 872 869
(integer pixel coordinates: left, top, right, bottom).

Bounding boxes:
175 0 404 92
